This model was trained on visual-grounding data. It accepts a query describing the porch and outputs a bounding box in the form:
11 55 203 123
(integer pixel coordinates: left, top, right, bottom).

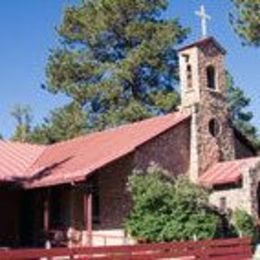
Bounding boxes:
0 167 133 249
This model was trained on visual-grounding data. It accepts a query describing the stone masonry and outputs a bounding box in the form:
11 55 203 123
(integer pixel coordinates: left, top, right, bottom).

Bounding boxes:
209 161 260 217
179 39 236 182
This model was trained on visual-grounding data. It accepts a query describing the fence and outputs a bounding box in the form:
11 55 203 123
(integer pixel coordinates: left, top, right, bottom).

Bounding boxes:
0 237 252 259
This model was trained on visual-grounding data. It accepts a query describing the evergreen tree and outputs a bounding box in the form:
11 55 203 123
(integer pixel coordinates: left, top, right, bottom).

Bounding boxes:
44 0 187 131
11 105 32 142
29 0 258 145
230 0 260 46
227 72 259 146
30 102 87 144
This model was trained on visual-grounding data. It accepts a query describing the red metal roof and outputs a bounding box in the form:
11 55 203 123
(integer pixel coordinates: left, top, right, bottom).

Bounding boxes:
199 157 260 187
25 111 190 188
0 112 191 188
0 141 46 182
1 112 260 189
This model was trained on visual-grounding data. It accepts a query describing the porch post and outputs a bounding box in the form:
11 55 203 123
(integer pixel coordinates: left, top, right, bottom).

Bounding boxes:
43 189 50 232
84 190 92 246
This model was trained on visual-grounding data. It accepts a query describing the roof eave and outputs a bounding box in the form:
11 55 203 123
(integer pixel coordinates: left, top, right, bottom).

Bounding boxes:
178 37 227 55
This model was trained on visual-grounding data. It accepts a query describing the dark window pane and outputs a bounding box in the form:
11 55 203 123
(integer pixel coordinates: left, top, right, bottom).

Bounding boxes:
207 66 216 89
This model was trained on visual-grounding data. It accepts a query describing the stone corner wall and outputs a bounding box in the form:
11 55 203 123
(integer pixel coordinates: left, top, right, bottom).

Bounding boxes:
195 42 235 175
209 178 251 215
210 161 260 218
246 161 260 217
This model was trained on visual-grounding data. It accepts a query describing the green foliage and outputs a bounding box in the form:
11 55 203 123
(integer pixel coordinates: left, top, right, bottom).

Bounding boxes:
44 0 188 131
232 209 256 238
227 71 259 146
230 0 260 46
125 163 221 242
29 102 87 144
11 104 32 142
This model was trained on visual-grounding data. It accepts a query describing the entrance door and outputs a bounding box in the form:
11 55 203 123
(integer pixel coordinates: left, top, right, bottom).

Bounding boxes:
20 190 43 247
0 189 20 247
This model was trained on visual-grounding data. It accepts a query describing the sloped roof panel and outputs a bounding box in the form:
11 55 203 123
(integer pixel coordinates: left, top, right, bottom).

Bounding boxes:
26 111 191 188
0 141 46 182
199 157 260 186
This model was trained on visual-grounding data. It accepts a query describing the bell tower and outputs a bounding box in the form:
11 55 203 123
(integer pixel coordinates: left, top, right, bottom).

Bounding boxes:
178 7 235 182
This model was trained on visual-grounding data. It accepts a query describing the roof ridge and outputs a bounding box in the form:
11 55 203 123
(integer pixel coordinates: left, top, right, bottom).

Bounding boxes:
1 111 189 150
47 111 189 147
0 139 46 148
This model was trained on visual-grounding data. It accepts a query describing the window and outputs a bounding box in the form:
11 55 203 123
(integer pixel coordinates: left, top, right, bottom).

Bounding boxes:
50 188 65 229
91 177 100 224
92 190 100 224
186 64 192 89
183 54 190 63
206 65 216 89
220 197 227 211
209 118 221 137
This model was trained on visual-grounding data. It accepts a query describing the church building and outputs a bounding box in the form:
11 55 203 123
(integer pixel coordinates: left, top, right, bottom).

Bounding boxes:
0 14 259 247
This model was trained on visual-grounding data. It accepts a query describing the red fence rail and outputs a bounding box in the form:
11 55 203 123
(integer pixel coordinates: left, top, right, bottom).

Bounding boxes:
0 237 252 259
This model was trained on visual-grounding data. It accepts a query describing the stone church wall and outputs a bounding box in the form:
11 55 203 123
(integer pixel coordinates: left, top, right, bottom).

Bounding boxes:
179 39 237 182
134 118 191 177
246 163 260 217
196 43 235 175
97 154 133 230
97 118 191 230
210 163 260 217
209 183 251 214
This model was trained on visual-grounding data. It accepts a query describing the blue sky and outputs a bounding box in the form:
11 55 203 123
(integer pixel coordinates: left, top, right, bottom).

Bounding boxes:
0 0 259 138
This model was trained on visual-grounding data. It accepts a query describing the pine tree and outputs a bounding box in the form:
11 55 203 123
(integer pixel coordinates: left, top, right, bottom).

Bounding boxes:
44 0 188 131
227 72 259 146
11 105 32 142
230 0 260 46
29 102 87 144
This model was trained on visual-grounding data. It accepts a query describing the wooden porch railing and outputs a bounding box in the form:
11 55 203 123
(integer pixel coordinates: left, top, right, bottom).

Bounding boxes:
0 237 252 259
42 229 132 247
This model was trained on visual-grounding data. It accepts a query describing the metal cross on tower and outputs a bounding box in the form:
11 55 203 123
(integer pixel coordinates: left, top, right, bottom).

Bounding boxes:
195 5 211 38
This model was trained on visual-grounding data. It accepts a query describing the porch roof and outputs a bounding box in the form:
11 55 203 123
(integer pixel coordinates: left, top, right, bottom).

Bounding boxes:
0 141 45 183
0 111 191 188
199 157 260 187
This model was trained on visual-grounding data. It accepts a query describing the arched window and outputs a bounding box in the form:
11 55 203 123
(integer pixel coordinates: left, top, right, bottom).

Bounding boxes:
209 118 221 137
206 65 216 89
186 64 192 89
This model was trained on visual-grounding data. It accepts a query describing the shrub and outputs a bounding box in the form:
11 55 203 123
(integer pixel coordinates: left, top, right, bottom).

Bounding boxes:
125 163 221 242
232 209 256 239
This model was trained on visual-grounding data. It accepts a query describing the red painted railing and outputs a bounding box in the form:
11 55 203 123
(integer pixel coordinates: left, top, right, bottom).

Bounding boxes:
0 237 252 259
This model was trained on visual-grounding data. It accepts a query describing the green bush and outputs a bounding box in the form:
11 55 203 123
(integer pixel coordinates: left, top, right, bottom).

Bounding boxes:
232 209 256 239
124 163 222 242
